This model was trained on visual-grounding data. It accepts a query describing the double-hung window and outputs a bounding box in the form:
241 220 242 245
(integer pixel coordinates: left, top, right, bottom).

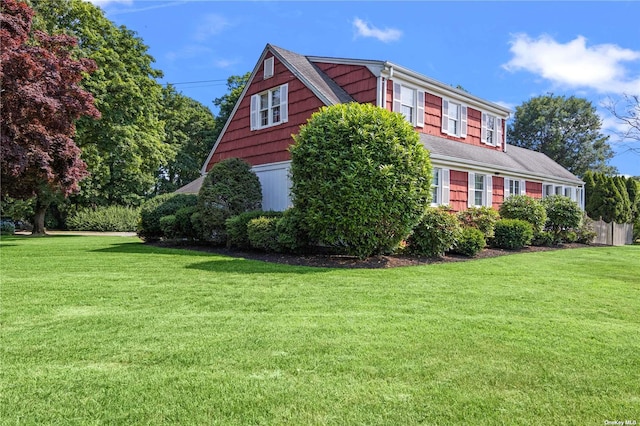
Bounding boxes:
250 84 288 130
481 113 503 147
505 178 526 197
431 168 450 206
468 172 492 208
393 83 424 127
442 98 467 138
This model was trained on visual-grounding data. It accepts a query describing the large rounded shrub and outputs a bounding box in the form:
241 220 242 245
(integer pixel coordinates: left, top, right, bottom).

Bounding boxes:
138 193 198 241
454 227 486 257
198 158 262 244
499 195 547 234
406 207 462 257
290 103 432 258
456 206 499 239
541 195 583 241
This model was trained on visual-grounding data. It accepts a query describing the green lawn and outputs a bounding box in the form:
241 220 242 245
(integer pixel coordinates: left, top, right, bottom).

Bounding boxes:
1 235 638 425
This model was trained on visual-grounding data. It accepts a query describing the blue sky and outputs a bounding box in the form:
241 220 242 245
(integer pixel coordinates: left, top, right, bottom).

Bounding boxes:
91 0 640 176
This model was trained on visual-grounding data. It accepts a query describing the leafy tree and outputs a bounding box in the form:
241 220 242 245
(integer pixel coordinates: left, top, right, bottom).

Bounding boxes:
507 94 616 176
585 172 634 223
212 72 251 142
32 0 168 207
197 158 262 245
0 0 99 235
155 85 217 193
290 103 432 258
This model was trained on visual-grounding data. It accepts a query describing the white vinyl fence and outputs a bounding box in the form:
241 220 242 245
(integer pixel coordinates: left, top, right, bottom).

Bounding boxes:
593 219 634 246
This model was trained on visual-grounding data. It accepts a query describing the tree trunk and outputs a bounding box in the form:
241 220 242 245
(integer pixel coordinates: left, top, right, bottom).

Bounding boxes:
31 196 49 235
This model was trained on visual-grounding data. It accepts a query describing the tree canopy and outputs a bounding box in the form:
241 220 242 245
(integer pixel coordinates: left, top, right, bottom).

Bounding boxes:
32 0 168 207
0 0 99 234
155 85 217 194
507 94 616 177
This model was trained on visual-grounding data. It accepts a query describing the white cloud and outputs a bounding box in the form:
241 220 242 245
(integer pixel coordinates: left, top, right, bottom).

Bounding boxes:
353 17 402 43
194 14 232 42
492 100 516 112
503 34 640 94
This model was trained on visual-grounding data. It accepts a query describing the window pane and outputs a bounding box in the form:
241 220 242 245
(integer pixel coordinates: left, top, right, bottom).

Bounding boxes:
260 93 269 110
433 169 440 186
486 115 495 130
260 110 268 126
475 174 484 191
486 129 494 144
401 105 413 123
271 88 280 106
272 106 280 123
401 87 414 105
475 191 483 206
448 102 459 118
449 118 457 135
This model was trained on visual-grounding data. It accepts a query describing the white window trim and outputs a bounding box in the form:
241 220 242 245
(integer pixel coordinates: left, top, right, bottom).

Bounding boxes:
250 83 288 131
481 112 503 147
504 177 526 198
431 168 450 207
263 57 274 79
393 82 424 128
442 98 467 138
468 172 492 208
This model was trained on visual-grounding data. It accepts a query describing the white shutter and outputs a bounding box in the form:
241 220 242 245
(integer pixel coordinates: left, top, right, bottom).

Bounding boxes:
442 99 449 133
416 90 425 128
393 82 401 113
486 175 493 207
263 57 274 79
280 84 288 123
520 179 526 196
460 105 468 138
504 178 510 197
468 172 475 208
442 168 450 205
496 118 503 148
250 94 259 130
481 113 487 144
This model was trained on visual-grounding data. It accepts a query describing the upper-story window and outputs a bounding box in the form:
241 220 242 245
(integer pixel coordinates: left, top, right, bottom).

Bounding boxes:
250 84 288 130
442 98 467 138
393 82 424 127
482 112 503 147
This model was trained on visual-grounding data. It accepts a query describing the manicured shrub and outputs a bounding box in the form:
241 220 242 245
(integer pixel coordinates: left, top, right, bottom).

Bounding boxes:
532 231 556 247
275 208 310 253
492 219 533 250
174 206 199 240
159 215 177 239
575 213 597 244
1 220 16 235
247 216 280 252
406 207 461 257
226 210 282 250
499 195 547 234
67 205 140 232
541 195 583 241
290 102 432 259
198 158 262 245
453 227 486 257
138 193 198 241
456 206 500 239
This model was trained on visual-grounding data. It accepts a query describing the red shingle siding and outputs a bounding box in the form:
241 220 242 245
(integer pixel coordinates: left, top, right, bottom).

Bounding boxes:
313 63 377 104
526 181 543 199
492 176 505 209
206 54 324 170
449 170 469 212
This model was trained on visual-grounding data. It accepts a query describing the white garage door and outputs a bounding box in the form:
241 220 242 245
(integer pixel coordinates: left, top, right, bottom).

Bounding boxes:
252 161 292 211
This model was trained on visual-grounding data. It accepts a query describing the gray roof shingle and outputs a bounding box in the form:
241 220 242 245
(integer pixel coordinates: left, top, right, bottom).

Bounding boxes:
269 44 354 106
420 134 582 184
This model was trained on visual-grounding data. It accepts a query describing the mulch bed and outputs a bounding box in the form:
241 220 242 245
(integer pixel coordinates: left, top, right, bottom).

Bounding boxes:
151 241 599 269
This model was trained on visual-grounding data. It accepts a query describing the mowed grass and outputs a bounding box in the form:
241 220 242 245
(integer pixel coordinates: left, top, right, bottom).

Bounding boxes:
0 236 638 425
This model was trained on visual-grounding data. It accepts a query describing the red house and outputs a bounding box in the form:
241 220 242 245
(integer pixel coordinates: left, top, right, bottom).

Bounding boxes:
194 44 584 212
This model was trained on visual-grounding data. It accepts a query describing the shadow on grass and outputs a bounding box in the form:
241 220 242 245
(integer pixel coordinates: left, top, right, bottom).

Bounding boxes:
93 242 328 275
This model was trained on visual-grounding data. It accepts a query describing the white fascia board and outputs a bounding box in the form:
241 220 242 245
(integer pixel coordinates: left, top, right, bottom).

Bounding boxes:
251 160 291 172
200 45 270 174
382 62 511 118
429 154 584 186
